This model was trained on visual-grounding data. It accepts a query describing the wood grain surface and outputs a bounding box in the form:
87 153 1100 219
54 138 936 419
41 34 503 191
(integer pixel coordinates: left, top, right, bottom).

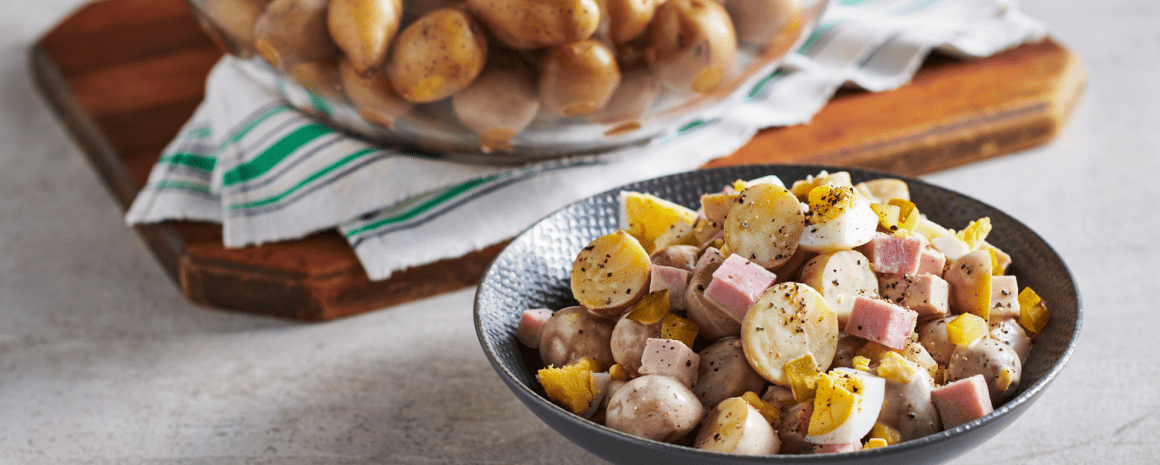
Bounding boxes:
30 0 1086 320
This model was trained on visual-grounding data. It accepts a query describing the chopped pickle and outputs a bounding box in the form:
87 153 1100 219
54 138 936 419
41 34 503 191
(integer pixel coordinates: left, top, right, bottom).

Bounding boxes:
864 438 889 449
537 362 597 416
956 217 992 250
608 364 628 381
625 290 670 324
661 313 699 349
808 371 864 436
876 351 917 384
988 248 1003 276
870 203 902 232
732 179 749 192
887 199 919 232
807 185 858 224
1017 287 1050 334
742 391 782 424
946 313 989 347
870 421 902 445
852 355 872 372
784 354 821 402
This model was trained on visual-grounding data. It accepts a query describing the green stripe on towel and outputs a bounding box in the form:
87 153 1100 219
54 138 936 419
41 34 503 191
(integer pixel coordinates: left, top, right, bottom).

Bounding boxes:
343 174 503 237
221 123 331 187
227 147 378 210
158 152 215 172
150 180 212 195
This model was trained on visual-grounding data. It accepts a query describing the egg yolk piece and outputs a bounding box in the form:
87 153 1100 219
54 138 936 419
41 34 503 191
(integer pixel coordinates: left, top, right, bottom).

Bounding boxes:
806 368 887 444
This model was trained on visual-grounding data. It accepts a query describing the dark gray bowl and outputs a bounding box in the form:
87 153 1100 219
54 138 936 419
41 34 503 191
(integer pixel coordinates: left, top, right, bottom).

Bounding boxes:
475 165 1081 464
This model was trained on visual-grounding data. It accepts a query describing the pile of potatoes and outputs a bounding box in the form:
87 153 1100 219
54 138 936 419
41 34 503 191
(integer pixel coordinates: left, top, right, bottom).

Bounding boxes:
198 0 808 152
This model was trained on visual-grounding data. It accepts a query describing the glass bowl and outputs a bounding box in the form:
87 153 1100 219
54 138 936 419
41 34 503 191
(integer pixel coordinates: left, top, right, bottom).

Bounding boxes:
186 0 827 163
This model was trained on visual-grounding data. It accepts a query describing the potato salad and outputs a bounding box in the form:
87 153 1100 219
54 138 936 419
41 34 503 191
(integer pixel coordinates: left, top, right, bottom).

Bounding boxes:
515 171 1051 455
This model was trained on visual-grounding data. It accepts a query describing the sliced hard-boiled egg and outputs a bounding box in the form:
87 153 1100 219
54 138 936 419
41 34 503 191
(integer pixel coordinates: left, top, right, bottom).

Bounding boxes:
798 185 878 253
805 368 886 445
618 191 699 253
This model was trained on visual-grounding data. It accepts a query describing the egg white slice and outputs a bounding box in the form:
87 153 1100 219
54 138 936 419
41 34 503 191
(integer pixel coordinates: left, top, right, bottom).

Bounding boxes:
805 368 886 445
799 201 878 253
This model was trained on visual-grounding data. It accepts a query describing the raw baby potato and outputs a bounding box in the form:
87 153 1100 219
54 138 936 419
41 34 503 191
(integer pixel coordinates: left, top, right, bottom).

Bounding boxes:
386 8 489 103
204 0 272 55
338 56 413 128
647 0 738 95
327 0 403 76
466 0 602 50
254 0 338 69
539 39 622 116
451 53 541 152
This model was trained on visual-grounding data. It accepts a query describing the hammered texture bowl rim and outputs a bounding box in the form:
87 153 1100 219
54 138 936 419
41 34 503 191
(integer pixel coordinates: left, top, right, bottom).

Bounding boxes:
475 164 1082 463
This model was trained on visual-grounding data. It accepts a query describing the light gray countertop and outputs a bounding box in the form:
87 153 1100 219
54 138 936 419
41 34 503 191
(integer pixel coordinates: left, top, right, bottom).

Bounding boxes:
1 0 1156 463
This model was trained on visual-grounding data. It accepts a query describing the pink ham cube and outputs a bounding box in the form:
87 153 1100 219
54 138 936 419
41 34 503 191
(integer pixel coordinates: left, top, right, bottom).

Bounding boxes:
916 246 947 276
516 308 554 349
650 265 691 311
845 296 919 350
932 374 994 429
989 275 1020 319
639 338 701 388
859 233 924 275
878 273 950 317
704 254 777 322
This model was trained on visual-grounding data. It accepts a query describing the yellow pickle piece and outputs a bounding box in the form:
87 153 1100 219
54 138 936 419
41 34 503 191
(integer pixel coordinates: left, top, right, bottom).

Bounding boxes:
741 391 781 424
1017 287 1050 334
886 198 919 232
625 290 670 324
864 438 889 449
946 313 989 347
661 313 699 349
870 203 901 232
608 364 628 381
784 353 821 403
852 355 872 372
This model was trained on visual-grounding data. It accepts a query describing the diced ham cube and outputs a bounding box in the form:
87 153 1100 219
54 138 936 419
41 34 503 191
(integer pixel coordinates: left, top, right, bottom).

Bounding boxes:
989 275 1020 319
878 274 950 317
859 233 924 275
814 442 863 454
516 308 554 349
916 246 947 276
650 265 691 311
932 374 994 429
638 338 701 388
704 254 777 322
845 296 919 350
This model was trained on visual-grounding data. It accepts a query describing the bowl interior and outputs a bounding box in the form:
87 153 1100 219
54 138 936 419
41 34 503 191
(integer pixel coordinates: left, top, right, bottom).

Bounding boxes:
475 164 1081 464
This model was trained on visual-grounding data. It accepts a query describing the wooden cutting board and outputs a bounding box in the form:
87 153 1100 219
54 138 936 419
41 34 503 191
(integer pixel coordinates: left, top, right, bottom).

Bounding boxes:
31 0 1086 321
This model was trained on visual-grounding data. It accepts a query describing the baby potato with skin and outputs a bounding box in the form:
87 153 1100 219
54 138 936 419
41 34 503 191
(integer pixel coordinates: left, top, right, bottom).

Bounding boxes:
539 306 617 370
387 8 489 103
467 0 602 50
606 0 659 44
605 374 704 443
451 53 541 153
540 39 622 117
647 0 738 95
338 57 413 128
204 0 272 56
327 0 403 77
254 0 339 69
695 397 780 455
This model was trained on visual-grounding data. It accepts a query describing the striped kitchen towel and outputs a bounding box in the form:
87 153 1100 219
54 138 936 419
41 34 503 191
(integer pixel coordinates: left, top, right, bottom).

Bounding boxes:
126 0 1045 281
